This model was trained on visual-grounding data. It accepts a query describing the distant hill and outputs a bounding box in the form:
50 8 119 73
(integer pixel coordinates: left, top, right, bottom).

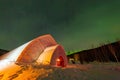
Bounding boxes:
0 49 9 56
67 41 120 64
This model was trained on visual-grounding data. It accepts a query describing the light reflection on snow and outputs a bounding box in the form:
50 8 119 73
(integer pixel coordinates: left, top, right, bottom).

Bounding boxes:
0 59 14 70
4 41 31 61
0 41 31 71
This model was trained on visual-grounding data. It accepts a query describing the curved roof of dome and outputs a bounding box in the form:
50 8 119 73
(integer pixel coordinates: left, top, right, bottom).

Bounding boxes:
37 45 67 66
0 34 57 63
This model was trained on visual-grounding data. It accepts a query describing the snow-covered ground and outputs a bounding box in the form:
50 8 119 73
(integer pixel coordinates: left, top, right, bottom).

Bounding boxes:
0 63 120 80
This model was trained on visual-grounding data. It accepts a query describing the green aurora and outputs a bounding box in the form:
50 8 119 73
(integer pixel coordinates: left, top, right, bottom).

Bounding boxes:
0 0 120 54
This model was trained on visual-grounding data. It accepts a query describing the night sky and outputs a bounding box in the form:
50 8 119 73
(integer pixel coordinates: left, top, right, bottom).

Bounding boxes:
0 0 120 53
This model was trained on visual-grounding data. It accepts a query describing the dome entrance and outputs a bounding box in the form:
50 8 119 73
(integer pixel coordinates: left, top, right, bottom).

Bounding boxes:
56 56 64 67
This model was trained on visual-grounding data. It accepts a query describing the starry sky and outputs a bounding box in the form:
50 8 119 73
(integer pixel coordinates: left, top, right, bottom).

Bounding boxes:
0 0 120 53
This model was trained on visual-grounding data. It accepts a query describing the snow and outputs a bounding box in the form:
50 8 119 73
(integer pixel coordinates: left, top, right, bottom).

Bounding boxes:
0 59 15 71
0 63 120 80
